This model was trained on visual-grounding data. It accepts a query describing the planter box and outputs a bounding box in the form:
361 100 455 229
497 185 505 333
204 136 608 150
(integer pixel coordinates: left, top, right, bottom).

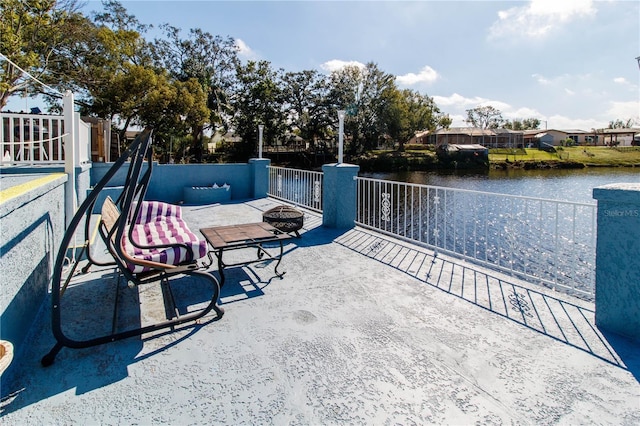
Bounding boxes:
183 184 231 205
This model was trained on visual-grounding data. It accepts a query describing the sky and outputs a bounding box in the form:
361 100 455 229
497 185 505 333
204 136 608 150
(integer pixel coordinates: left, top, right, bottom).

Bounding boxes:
6 0 640 130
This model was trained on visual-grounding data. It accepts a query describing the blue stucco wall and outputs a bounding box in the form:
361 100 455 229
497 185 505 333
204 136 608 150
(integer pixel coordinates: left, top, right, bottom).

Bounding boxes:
149 163 251 203
593 183 640 342
322 163 359 229
1 164 91 207
90 162 257 205
0 174 67 366
249 158 271 199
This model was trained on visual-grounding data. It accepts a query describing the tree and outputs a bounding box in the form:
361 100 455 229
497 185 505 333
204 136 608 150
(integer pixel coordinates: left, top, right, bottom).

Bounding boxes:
384 88 447 151
230 60 286 161
327 62 397 155
326 63 360 151
281 69 332 150
465 105 504 129
45 0 190 145
151 25 239 142
437 114 453 130
0 0 84 109
503 118 541 130
137 77 209 161
608 118 636 129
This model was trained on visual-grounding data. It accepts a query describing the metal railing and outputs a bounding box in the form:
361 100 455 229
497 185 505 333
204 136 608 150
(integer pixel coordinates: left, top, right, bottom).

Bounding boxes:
356 177 597 298
1 112 90 166
268 166 323 212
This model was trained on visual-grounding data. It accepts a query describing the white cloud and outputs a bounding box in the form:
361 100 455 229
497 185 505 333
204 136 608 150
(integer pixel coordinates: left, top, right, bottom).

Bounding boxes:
488 0 596 40
504 107 544 120
448 113 467 128
532 72 603 95
434 93 514 127
433 93 510 111
320 60 366 73
433 93 489 107
606 100 640 121
532 73 551 85
431 91 629 130
613 77 628 85
235 38 257 60
396 66 439 86
546 114 609 130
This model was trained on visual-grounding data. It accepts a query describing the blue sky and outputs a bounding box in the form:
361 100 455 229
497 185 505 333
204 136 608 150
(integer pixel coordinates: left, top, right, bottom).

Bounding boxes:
8 0 640 130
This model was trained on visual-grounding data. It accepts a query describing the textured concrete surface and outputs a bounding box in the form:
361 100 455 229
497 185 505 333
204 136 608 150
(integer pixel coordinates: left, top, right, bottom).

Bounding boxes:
1 198 639 424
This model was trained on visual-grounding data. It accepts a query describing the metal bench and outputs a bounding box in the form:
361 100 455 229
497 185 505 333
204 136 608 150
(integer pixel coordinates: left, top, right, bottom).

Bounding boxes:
41 128 224 366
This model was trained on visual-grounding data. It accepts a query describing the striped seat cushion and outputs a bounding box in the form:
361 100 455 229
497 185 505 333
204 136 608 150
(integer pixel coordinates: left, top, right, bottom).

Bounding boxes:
121 202 207 273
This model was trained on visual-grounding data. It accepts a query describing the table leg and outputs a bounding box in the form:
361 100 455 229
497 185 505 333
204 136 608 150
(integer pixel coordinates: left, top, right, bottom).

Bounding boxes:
216 248 226 288
272 241 286 279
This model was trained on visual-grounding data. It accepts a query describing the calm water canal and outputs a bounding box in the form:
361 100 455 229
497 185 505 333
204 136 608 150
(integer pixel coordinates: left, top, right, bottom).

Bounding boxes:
360 167 640 204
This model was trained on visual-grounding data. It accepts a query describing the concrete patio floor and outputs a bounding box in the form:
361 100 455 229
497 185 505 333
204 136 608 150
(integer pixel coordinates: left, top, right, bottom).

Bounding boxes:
1 198 639 424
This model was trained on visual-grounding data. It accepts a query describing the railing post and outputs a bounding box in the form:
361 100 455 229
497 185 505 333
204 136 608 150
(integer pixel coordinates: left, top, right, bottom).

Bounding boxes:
593 183 640 342
250 158 270 199
322 163 359 229
63 90 77 228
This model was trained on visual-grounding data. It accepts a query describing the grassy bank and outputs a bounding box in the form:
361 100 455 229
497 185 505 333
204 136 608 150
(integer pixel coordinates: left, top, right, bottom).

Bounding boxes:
490 147 640 168
350 146 640 172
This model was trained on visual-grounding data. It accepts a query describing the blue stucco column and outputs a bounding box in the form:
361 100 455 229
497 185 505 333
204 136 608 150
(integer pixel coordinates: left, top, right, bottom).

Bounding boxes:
592 183 640 342
322 163 359 229
250 158 271 199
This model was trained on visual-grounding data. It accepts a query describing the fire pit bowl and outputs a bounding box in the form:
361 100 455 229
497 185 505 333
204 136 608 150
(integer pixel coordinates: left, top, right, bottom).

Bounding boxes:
262 206 304 237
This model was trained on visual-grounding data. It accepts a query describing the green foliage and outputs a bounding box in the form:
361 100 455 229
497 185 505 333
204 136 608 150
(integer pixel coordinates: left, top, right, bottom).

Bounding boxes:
281 69 332 150
404 144 433 151
608 118 637 129
503 118 541 130
384 88 446 151
465 105 504 129
230 60 286 161
151 25 239 134
355 151 438 172
0 0 84 108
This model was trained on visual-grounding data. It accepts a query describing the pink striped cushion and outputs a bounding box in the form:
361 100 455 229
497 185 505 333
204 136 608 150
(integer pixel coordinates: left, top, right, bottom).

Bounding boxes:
133 200 182 223
122 202 206 273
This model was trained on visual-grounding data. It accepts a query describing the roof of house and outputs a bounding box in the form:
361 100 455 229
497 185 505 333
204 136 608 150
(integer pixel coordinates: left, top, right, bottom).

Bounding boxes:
435 127 523 136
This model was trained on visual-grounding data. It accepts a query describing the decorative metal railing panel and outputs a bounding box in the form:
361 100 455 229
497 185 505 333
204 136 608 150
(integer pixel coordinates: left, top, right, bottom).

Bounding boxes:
268 166 323 212
356 177 597 298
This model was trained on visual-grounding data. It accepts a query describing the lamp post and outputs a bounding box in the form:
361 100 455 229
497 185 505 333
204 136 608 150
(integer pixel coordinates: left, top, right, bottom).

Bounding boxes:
337 110 346 163
636 56 640 70
258 124 264 159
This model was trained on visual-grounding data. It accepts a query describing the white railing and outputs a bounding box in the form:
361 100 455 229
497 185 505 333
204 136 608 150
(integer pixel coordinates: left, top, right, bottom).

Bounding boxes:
0 112 90 166
268 166 323 212
356 177 597 298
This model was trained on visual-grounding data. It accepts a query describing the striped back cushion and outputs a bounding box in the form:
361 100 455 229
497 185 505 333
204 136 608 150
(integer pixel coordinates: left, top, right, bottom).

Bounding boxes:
133 200 182 223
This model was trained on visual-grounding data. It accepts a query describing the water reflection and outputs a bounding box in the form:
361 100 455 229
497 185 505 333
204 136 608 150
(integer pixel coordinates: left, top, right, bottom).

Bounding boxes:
357 178 597 298
361 168 640 204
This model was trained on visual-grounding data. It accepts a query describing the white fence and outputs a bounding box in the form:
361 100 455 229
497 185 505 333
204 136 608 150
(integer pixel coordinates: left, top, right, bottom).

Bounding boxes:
356 177 597 299
268 166 323 212
1 112 90 166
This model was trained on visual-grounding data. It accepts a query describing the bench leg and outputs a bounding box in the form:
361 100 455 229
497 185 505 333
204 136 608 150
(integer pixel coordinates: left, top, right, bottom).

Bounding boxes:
41 342 63 367
41 269 223 367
